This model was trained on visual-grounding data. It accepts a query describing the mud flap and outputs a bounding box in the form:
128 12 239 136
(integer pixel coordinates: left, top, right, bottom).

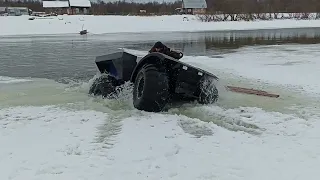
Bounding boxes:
174 64 204 97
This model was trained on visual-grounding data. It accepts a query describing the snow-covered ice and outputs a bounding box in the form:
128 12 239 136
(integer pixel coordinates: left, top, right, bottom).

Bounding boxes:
1 14 320 36
1 27 320 179
0 103 319 180
182 44 320 97
0 106 109 180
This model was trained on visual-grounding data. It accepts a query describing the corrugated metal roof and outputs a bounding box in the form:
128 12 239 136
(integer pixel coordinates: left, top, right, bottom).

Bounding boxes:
43 1 69 8
182 0 207 9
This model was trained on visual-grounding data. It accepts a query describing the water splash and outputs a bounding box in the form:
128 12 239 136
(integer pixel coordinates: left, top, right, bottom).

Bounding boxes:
199 76 219 104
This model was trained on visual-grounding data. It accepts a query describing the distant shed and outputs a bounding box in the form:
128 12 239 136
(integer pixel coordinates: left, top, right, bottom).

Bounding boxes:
68 0 91 15
180 0 207 14
42 0 69 8
42 0 91 15
42 0 69 14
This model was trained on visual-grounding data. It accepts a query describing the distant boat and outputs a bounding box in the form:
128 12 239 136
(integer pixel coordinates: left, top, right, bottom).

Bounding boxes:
80 24 87 35
80 29 87 35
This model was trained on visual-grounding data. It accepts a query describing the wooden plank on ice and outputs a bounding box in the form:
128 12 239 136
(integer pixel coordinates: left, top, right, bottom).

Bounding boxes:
226 86 280 98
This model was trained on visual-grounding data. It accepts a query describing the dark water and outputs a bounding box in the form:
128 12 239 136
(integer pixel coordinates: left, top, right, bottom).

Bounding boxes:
1 27 320 82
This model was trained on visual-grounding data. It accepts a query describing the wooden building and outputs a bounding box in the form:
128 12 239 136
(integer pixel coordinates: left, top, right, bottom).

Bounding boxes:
42 0 91 15
177 0 207 15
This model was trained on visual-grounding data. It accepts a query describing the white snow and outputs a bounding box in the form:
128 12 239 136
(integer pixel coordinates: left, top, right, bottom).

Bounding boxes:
0 106 109 180
1 14 320 36
181 44 320 97
1 14 320 180
103 109 320 180
0 103 319 180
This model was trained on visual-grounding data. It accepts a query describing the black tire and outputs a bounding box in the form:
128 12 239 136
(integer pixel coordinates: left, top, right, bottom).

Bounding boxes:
89 74 118 98
133 64 169 112
198 76 219 104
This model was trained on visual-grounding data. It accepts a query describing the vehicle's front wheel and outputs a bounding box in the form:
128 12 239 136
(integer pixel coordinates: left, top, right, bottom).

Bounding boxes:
89 74 119 98
133 64 169 112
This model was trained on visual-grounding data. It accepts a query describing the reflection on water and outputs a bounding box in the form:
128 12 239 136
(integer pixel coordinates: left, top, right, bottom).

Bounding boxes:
203 33 320 50
126 28 320 56
1 27 320 81
168 28 320 55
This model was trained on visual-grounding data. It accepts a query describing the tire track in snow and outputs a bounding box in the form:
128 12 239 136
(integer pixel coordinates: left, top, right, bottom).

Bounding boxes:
168 105 263 135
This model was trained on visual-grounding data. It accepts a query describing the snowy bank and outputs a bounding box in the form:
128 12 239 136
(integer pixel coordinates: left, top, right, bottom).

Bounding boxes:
1 104 320 180
1 15 320 36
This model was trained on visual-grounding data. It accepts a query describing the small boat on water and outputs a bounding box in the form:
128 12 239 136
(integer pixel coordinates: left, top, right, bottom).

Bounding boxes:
80 29 87 35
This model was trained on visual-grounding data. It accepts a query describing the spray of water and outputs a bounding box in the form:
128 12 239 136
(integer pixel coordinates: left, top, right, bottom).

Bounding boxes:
199 75 220 104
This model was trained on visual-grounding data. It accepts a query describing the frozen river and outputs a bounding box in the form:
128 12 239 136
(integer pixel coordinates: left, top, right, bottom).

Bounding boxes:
1 28 320 180
1 27 320 81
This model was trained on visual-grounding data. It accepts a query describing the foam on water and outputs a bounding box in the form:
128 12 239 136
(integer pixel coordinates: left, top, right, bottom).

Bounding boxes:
0 76 32 84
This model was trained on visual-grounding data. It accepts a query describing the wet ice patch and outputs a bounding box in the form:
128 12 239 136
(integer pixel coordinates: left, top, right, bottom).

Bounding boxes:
176 115 215 137
167 104 313 137
169 105 262 135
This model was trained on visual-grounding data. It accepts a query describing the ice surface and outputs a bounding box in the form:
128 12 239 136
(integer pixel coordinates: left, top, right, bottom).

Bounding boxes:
1 35 320 179
0 104 319 180
1 14 320 36
0 106 109 180
182 44 320 97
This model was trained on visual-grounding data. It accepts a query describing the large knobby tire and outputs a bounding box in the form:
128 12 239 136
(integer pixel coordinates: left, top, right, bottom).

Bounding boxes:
198 77 219 104
133 64 169 112
89 74 118 98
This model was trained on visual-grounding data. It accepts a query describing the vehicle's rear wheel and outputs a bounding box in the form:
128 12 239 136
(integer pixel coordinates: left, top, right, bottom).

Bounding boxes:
89 74 119 98
133 64 169 112
198 76 219 104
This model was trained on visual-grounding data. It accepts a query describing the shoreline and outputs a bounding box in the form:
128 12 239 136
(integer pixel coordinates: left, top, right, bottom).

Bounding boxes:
1 26 320 38
1 15 320 37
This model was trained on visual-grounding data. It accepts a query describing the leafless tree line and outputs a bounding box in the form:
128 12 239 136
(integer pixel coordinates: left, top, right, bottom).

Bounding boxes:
198 0 320 21
1 0 320 17
206 0 320 14
91 0 181 15
197 12 320 22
